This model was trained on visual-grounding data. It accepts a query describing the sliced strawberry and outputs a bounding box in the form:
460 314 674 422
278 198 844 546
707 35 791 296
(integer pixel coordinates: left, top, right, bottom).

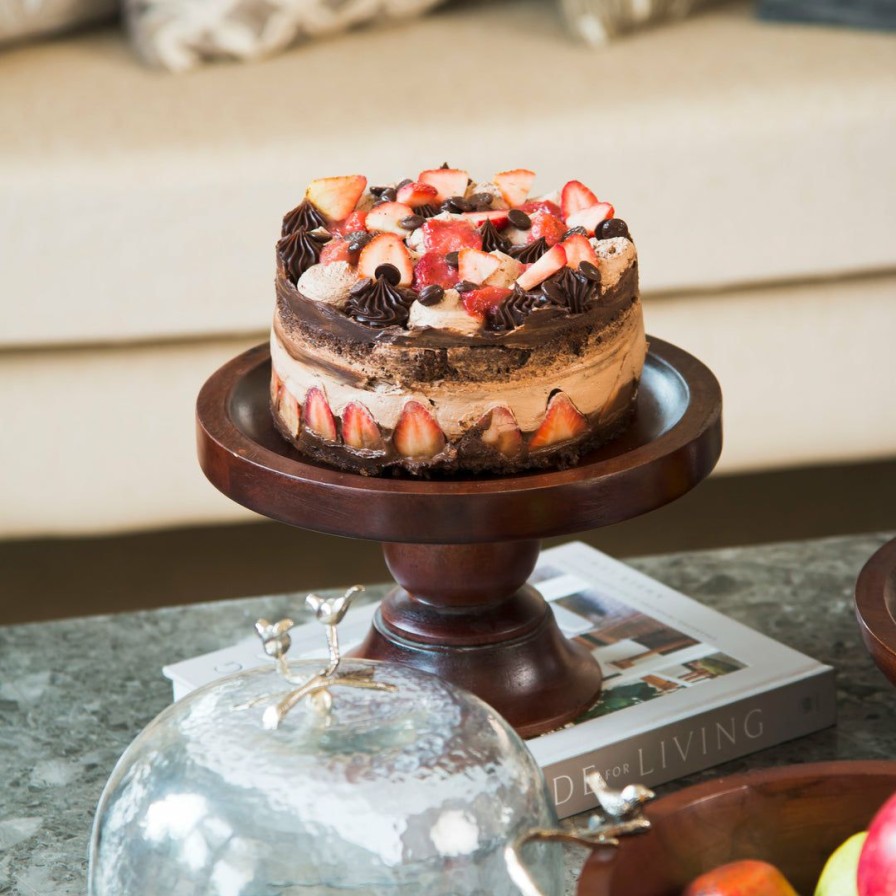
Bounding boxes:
318 238 352 265
393 401 446 458
460 285 512 317
462 209 510 228
396 181 439 208
519 198 563 218
413 251 458 290
516 244 567 291
420 218 482 254
278 389 301 437
358 233 414 286
529 392 587 450
458 248 501 285
366 201 415 236
270 368 282 407
560 180 599 219
418 168 470 202
566 202 614 236
304 387 338 441
561 233 599 269
483 252 523 287
479 406 523 457
305 175 367 223
528 209 567 247
342 402 384 451
494 169 536 207
327 210 368 237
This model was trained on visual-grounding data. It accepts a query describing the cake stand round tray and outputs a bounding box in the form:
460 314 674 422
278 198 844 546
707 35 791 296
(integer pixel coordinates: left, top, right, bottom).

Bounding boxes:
197 337 722 737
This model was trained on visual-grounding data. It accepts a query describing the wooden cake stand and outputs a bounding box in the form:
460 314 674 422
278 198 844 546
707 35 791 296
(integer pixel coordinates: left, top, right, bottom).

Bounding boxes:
196 338 722 736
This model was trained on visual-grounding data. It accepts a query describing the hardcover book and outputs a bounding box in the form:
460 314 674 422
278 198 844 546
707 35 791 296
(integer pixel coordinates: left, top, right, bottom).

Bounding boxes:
164 542 836 819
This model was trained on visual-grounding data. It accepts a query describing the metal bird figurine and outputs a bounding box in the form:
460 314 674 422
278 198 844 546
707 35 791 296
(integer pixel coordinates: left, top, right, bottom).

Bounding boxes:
587 771 656 821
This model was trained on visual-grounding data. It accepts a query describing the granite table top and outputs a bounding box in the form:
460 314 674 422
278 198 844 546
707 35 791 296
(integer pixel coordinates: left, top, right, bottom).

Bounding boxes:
1 532 894 895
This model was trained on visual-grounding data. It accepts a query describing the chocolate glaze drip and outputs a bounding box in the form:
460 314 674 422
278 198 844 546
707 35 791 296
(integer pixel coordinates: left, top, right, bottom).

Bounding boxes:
345 275 417 329
281 201 326 236
541 266 600 315
509 237 548 263
480 220 511 254
276 228 329 283
489 285 548 332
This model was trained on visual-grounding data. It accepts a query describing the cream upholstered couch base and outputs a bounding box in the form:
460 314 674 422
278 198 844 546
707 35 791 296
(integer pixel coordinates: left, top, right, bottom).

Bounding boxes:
1 1 894 537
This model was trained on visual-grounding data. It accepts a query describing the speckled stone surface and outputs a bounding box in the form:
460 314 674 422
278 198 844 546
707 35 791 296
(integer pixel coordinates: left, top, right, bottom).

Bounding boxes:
1 533 894 895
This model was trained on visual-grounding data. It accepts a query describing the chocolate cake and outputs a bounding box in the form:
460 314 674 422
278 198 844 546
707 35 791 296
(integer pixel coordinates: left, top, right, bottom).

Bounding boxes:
270 167 647 476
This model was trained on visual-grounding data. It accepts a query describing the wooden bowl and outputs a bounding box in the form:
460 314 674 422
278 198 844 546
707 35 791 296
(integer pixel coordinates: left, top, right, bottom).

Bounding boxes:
855 536 896 687
578 760 896 895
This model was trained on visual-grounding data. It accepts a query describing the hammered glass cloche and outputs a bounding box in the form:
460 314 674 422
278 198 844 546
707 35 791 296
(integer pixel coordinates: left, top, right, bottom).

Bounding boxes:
88 589 563 895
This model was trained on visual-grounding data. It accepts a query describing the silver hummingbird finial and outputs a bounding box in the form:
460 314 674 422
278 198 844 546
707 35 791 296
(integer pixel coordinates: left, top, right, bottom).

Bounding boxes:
251 584 394 730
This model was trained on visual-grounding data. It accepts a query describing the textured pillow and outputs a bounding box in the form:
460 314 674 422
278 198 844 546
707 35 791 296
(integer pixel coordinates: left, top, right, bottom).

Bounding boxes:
0 0 117 46
125 0 446 72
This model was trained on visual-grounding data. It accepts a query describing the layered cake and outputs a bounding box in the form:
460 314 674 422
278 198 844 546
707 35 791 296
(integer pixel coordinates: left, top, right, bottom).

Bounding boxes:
270 166 647 476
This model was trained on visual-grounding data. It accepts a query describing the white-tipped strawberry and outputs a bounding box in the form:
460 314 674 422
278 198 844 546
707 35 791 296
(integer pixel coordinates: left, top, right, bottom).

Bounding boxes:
479 406 523 458
566 202 614 236
342 402 384 451
529 392 587 450
304 175 367 223
462 209 510 228
560 180 599 219
396 181 439 208
393 401 446 458
561 233 599 269
418 167 470 202
483 251 523 288
458 248 501 285
494 169 536 207
304 387 338 442
358 233 414 286
516 244 567 291
365 201 415 236
278 388 301 437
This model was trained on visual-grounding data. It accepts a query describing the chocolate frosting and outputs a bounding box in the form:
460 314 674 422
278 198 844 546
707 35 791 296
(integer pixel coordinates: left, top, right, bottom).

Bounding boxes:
510 237 548 263
281 200 326 236
489 285 548 332
345 275 417 329
277 229 329 283
480 220 511 254
542 266 600 315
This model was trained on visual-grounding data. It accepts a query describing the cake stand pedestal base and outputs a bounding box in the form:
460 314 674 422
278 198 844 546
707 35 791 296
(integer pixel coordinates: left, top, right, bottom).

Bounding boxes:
353 541 602 737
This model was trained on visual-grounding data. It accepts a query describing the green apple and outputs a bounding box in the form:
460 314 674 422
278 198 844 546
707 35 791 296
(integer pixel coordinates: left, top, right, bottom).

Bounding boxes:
815 832 868 896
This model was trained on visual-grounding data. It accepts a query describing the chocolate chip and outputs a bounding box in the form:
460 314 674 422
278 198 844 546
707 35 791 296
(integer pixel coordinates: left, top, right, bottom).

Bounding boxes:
596 218 630 240
579 261 601 282
346 231 371 252
400 214 424 230
380 187 397 202
541 280 566 303
445 251 459 268
563 226 588 239
308 229 332 244
375 264 402 285
469 192 494 210
417 284 445 306
507 209 531 230
350 277 373 296
444 195 473 213
369 185 387 196
455 280 477 292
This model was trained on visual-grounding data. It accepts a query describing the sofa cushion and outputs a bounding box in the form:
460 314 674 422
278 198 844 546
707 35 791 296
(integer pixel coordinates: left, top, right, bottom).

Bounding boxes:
1 0 893 347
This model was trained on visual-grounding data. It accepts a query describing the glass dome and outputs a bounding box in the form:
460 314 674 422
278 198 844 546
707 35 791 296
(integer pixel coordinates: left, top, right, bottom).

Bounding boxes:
89 658 562 895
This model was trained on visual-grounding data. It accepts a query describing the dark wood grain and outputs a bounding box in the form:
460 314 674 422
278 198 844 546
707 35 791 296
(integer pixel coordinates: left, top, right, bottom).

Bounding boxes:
855 536 896 688
195 338 722 735
578 760 896 895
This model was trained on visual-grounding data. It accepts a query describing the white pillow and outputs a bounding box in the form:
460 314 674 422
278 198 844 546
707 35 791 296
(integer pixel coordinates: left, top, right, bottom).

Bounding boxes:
125 0 446 72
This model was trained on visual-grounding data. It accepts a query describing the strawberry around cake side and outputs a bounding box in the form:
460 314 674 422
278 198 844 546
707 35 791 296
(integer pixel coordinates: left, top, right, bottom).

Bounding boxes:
269 168 647 476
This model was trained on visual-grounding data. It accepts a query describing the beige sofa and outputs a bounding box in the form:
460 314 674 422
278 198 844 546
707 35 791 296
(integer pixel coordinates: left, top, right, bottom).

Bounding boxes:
1 0 894 537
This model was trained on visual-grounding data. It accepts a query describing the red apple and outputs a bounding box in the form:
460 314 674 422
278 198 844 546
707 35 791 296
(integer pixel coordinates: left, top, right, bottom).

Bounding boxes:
858 791 896 896
683 860 798 896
